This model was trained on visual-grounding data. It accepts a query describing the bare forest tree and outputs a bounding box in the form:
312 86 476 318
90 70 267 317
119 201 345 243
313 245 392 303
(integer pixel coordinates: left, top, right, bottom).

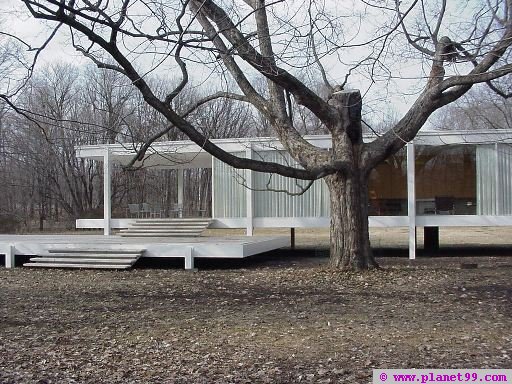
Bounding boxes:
0 61 251 229
5 0 512 269
4 64 107 228
432 84 512 131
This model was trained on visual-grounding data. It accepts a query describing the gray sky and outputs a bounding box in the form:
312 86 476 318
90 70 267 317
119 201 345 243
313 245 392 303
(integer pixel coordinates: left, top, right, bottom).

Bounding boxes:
0 0 492 129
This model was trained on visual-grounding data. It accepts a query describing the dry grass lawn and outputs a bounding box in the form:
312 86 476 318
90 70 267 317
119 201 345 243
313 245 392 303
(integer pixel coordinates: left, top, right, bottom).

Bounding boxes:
0 227 511 383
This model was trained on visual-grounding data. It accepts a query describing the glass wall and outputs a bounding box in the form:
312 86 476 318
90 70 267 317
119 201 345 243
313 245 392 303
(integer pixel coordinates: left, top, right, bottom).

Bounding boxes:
368 148 408 215
477 144 512 215
213 152 247 218
213 150 329 218
253 151 329 217
213 143 512 219
415 144 477 215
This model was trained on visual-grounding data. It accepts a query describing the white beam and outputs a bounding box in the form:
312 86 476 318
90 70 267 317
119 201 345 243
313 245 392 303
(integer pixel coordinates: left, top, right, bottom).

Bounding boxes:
246 145 254 236
211 156 215 219
177 169 184 218
407 142 416 260
103 147 112 236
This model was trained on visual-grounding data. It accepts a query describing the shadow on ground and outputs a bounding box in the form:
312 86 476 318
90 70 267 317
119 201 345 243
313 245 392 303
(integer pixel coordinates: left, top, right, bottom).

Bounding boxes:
135 245 512 270
1 245 510 270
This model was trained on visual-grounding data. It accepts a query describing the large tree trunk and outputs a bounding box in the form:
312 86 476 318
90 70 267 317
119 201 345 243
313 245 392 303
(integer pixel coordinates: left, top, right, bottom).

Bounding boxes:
325 171 378 270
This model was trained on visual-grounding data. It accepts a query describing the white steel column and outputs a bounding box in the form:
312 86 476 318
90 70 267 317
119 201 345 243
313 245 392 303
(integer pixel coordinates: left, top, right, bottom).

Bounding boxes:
246 145 254 236
211 156 215 219
407 142 416 260
103 147 112 236
177 169 184 218
184 246 195 270
4 244 14 268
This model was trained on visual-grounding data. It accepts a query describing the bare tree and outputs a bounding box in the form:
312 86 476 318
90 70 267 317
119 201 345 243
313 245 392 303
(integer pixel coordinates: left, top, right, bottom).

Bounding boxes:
432 84 512 131
8 64 103 224
82 64 135 143
10 0 512 270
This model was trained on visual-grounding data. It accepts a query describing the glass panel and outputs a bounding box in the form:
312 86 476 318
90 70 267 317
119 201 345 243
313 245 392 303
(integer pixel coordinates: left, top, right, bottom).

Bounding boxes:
476 145 496 215
253 150 330 217
477 144 512 215
213 152 246 218
415 145 476 215
497 144 512 214
368 148 407 216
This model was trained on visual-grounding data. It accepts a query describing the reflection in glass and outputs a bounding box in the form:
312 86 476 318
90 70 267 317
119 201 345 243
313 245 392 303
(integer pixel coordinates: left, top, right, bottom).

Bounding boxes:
368 148 407 216
415 145 476 215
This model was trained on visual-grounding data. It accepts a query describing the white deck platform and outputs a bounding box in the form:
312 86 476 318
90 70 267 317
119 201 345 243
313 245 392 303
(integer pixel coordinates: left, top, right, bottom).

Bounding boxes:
0 235 290 269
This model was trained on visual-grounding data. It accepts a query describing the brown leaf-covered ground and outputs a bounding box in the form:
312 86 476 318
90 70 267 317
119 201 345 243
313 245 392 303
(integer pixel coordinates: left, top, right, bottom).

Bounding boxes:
0 228 511 383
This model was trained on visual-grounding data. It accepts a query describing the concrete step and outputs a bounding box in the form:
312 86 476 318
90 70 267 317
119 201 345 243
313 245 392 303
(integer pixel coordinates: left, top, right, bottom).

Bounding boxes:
120 218 212 238
47 252 142 258
24 263 132 269
135 217 212 223
133 220 211 225
29 257 137 264
24 247 144 270
119 228 204 233
48 249 143 255
119 232 202 237
125 229 205 233
130 223 207 228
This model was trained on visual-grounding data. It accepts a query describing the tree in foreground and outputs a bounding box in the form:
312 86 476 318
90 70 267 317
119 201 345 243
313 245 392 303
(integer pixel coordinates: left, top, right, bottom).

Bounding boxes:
8 0 512 270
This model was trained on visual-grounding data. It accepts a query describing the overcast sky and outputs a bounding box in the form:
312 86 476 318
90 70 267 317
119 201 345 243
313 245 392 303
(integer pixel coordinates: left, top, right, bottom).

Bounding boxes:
0 0 490 130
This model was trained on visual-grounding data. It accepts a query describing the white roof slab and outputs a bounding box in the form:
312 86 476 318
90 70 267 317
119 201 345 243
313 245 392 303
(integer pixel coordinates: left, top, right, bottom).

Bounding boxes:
75 130 512 169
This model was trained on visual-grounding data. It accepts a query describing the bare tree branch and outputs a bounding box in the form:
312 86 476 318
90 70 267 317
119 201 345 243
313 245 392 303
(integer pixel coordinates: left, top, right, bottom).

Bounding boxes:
190 0 338 126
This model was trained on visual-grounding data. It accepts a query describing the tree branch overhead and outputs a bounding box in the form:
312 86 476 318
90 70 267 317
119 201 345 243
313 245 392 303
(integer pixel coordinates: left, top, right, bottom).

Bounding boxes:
8 0 512 270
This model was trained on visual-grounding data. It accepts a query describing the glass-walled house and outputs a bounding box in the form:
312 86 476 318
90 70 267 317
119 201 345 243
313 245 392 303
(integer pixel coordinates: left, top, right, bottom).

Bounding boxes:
75 130 512 259
414 145 476 215
368 145 477 216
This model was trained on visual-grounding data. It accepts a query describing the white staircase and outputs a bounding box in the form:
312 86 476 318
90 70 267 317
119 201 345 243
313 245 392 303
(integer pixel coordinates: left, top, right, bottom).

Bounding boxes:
118 218 211 237
24 248 143 269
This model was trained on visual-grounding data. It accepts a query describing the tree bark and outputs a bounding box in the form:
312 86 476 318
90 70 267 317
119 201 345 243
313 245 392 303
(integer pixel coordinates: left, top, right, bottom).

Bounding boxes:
325 171 378 270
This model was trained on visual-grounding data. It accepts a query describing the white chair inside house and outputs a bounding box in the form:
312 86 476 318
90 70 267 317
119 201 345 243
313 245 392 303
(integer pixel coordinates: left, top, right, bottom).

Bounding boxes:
197 207 208 217
170 203 183 218
127 203 141 218
435 196 455 215
151 203 164 218
140 203 152 218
